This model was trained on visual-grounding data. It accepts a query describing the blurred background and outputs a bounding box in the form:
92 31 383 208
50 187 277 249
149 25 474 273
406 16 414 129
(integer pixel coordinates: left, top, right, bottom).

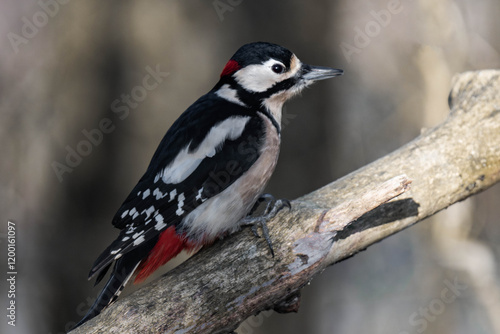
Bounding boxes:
1 0 500 333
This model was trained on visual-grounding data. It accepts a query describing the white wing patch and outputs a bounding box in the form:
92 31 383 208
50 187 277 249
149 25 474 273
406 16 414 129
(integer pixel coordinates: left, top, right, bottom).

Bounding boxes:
195 188 205 202
132 231 144 239
126 208 139 220
157 116 251 184
153 188 167 200
176 193 186 216
110 248 121 255
143 205 155 219
169 189 177 202
154 214 166 231
215 84 247 106
133 235 145 246
125 225 136 234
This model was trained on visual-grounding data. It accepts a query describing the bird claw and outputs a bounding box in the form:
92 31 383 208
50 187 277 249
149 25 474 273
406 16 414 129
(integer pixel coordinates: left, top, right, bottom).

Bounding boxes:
242 194 291 257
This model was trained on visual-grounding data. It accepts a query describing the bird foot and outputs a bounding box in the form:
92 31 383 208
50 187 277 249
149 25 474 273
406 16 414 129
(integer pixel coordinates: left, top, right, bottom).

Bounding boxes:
241 194 291 257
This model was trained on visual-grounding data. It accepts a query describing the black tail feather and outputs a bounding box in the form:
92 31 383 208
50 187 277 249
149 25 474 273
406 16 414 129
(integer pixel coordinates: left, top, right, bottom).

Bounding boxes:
93 263 112 287
73 257 140 329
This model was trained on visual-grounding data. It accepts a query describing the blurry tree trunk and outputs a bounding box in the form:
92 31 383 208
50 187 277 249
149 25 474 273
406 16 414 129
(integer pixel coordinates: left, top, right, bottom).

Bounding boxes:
70 70 500 334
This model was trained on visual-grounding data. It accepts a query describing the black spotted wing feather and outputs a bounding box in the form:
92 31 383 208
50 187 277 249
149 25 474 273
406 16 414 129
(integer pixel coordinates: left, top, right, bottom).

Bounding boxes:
89 94 265 279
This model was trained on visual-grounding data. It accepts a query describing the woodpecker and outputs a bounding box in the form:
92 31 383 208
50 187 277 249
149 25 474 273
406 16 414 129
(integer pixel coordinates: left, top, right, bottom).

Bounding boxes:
75 42 343 327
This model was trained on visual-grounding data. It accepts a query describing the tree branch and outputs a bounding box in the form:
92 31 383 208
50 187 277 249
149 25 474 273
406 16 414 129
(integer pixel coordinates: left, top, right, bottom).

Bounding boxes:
70 70 500 334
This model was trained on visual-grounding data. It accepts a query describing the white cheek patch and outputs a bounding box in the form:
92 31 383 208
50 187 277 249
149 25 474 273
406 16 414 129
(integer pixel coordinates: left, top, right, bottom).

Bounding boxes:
233 59 281 92
233 56 302 93
158 116 251 184
260 55 304 125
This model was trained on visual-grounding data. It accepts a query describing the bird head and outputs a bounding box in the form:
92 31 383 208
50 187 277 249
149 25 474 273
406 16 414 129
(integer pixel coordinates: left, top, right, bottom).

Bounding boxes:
216 42 343 120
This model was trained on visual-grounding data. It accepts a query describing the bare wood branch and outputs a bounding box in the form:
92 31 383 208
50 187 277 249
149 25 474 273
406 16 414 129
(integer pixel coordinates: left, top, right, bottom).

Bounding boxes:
70 70 500 334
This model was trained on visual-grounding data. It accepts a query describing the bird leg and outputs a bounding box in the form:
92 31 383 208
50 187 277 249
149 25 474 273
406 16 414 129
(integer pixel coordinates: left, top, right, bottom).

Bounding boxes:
241 194 291 257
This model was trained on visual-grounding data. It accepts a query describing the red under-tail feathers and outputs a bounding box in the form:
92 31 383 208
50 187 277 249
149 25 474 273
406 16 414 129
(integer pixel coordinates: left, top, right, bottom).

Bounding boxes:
134 226 198 283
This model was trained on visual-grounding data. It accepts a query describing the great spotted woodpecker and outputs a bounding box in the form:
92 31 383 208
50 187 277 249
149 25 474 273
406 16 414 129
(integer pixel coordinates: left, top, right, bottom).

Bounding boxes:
76 42 343 327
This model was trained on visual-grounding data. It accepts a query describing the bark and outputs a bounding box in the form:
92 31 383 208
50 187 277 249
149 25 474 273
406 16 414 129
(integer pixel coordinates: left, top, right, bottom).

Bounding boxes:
70 70 500 334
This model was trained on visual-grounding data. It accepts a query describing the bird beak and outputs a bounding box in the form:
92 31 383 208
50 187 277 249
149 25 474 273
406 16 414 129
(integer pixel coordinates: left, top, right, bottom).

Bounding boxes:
301 64 344 81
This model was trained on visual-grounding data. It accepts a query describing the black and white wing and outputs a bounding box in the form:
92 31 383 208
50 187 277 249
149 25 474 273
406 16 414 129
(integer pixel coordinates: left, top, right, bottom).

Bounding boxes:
88 94 267 279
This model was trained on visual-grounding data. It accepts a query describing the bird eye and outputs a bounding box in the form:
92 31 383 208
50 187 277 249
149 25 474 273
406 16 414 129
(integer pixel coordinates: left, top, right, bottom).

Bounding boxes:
271 63 285 74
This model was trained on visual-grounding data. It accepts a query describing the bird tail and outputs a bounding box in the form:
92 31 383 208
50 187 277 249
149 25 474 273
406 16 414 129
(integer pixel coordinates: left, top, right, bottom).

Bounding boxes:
73 227 199 329
73 258 140 329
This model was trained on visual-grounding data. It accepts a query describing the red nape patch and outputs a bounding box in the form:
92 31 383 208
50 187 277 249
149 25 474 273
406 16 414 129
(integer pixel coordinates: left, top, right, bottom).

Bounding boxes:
220 59 241 77
134 227 198 283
